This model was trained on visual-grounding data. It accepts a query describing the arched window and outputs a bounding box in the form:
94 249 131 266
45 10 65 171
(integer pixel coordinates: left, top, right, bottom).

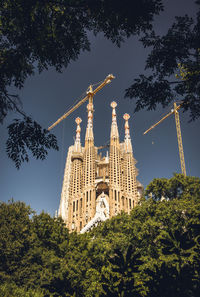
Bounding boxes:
73 201 75 212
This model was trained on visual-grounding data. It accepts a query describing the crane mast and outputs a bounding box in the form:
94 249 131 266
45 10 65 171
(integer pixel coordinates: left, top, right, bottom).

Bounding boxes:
48 74 115 131
174 102 186 177
143 102 186 177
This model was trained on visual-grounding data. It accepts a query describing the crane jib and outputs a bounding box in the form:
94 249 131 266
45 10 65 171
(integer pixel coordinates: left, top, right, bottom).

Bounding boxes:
143 102 186 176
48 74 115 131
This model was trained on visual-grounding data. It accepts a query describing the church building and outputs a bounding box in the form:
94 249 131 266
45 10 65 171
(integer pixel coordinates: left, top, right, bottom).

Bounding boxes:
58 101 142 233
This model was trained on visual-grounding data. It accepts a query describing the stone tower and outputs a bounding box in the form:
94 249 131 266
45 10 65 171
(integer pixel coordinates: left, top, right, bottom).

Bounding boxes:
109 101 123 217
58 101 142 232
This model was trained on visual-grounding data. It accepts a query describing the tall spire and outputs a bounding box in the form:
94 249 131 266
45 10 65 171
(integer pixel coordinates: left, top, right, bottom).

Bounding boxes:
74 117 82 152
110 101 119 142
122 113 138 211
123 113 133 153
85 103 94 144
83 98 96 224
109 101 122 216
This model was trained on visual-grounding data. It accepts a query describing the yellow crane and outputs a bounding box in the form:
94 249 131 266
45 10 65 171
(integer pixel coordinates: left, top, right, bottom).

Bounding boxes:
143 102 186 177
48 74 115 131
97 144 110 150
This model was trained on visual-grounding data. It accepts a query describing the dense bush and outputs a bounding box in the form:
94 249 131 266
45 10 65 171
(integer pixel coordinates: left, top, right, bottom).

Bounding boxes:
0 174 200 296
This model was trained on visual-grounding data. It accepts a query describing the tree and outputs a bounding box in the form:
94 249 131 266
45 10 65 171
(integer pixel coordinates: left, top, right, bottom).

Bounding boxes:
145 173 200 200
0 200 33 283
1 173 200 297
88 174 200 297
125 1 200 121
0 282 46 297
28 213 73 296
0 200 74 296
144 262 198 297
0 0 163 167
6 117 58 169
101 245 142 297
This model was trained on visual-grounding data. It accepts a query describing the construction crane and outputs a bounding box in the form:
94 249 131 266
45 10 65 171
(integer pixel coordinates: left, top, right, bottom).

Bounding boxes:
143 102 186 177
48 74 115 131
97 144 110 150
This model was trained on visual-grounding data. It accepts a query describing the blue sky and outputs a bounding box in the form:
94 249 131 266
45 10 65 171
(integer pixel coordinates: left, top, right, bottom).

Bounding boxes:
1 0 199 216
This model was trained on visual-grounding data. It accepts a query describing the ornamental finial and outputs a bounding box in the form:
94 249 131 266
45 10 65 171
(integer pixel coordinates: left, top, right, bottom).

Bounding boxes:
110 101 117 109
75 117 82 138
110 101 117 121
110 101 119 140
123 113 132 152
75 117 82 125
123 113 130 137
123 113 130 121
74 117 82 152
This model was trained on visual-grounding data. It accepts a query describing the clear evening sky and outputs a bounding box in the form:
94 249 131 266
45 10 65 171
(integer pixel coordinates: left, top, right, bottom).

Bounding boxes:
1 0 199 216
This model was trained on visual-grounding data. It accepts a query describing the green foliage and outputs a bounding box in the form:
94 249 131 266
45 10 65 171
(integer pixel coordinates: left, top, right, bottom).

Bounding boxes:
1 174 200 296
145 173 200 200
101 245 142 297
6 117 58 169
0 282 46 297
0 200 73 296
0 200 33 282
125 3 200 121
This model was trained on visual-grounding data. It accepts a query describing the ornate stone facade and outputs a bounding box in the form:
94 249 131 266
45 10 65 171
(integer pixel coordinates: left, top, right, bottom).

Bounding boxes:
58 102 142 232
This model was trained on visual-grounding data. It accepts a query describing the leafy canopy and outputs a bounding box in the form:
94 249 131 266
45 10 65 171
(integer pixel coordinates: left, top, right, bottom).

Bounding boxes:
125 1 200 121
145 173 200 200
1 174 200 296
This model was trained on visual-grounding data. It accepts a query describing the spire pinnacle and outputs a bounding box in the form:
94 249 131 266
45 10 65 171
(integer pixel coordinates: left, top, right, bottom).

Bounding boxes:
74 117 82 152
123 113 132 153
85 103 94 142
110 101 119 140
111 101 117 121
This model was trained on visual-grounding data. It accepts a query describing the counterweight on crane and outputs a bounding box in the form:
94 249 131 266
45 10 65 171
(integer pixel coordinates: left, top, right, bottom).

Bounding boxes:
143 102 186 177
48 74 115 131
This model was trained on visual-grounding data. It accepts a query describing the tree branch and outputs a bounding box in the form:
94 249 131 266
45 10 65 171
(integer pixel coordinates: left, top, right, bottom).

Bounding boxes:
168 81 183 84
5 93 27 118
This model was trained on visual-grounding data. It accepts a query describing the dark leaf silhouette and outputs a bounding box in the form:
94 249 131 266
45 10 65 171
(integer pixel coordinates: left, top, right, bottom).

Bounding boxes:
125 8 200 121
6 117 58 168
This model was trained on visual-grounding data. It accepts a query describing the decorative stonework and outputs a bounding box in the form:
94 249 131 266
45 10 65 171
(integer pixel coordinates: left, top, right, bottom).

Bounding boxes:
58 102 142 232
80 192 109 233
